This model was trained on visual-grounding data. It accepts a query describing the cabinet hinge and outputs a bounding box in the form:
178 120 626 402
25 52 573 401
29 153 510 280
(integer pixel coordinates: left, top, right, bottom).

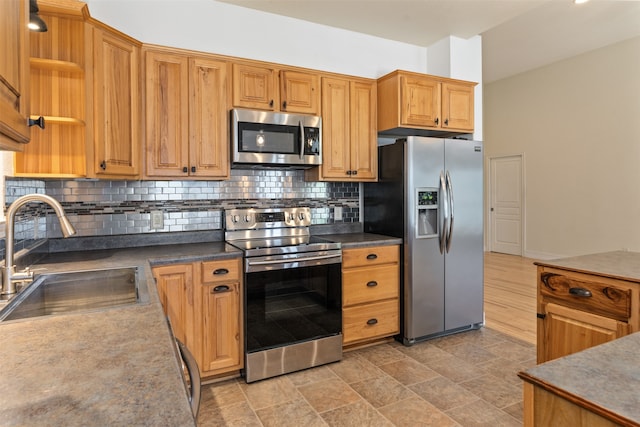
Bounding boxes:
536 313 546 320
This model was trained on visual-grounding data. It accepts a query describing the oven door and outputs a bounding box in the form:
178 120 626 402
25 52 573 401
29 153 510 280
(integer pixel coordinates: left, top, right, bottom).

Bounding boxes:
244 250 342 381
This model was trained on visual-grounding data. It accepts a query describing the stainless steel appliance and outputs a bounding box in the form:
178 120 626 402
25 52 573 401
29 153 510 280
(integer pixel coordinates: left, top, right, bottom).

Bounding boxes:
225 207 342 383
363 137 484 345
231 108 322 168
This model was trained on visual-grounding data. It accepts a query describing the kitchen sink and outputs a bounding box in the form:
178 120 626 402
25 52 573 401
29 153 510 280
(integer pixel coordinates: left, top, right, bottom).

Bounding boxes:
0 267 139 322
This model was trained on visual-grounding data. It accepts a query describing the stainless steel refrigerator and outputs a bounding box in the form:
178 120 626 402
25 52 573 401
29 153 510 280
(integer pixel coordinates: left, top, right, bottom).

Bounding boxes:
363 136 484 345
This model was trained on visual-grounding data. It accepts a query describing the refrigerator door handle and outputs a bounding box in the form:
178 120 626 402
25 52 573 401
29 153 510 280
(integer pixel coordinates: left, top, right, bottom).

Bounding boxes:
439 171 448 254
445 170 454 253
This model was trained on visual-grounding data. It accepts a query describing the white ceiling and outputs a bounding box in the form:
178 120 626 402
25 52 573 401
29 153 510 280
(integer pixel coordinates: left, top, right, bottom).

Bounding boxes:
216 0 640 83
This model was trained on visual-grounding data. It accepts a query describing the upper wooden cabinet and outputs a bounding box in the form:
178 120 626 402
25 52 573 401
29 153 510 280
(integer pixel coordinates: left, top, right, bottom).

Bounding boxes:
377 70 476 135
89 25 141 178
0 0 31 151
306 76 377 182
232 63 319 114
144 48 229 180
14 0 88 177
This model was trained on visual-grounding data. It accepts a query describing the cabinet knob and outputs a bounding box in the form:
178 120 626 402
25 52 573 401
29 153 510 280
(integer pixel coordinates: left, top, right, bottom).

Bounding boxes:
366 281 378 287
366 254 378 260
28 116 45 129
182 167 188 173
282 101 287 109
444 118 449 126
435 117 439 125
569 287 592 298
269 99 274 107
191 166 196 173
366 318 378 326
213 268 229 275
100 161 107 170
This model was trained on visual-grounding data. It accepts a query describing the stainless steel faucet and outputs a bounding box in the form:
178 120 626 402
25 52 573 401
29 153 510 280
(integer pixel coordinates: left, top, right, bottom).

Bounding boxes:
2 194 76 295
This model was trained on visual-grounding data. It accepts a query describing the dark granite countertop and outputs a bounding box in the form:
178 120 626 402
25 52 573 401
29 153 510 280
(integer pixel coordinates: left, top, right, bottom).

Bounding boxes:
519 332 640 425
0 242 242 427
315 232 402 248
534 251 640 283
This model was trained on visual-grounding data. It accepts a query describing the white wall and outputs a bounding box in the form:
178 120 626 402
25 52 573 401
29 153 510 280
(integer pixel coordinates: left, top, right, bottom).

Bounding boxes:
484 36 640 258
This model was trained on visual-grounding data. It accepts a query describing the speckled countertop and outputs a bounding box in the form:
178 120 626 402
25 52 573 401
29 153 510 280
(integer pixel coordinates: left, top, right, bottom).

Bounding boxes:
0 241 241 427
0 233 398 426
519 331 640 425
534 251 640 283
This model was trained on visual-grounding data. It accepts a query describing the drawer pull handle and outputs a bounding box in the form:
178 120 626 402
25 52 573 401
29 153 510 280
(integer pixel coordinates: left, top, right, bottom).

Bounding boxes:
366 254 378 260
366 281 378 287
569 287 592 298
367 318 378 325
213 285 230 293
213 268 229 275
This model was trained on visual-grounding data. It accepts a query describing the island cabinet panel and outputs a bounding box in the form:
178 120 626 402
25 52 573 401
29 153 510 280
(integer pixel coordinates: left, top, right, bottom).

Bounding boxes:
153 257 243 379
0 0 30 150
342 245 400 346
536 265 638 364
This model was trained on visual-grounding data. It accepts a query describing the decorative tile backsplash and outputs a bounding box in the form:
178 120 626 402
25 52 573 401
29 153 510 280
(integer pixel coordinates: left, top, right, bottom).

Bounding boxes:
2 169 360 259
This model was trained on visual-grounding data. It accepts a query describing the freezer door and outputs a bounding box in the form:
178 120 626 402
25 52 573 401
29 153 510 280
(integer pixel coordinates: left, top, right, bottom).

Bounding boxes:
404 137 446 341
443 139 484 330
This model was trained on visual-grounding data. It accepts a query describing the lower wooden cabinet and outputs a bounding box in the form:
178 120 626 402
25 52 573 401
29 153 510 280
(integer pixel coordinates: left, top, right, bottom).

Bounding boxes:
153 257 243 378
536 265 637 363
342 245 400 346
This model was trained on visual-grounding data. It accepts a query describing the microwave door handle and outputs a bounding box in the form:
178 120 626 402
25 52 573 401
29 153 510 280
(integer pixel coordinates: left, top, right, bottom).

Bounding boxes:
299 121 305 160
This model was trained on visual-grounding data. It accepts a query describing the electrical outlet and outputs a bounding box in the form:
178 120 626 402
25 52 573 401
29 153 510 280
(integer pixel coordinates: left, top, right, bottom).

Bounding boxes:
150 210 164 230
334 206 343 220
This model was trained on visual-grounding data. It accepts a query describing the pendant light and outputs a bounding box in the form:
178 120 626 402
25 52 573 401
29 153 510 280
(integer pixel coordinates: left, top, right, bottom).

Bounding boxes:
28 0 48 32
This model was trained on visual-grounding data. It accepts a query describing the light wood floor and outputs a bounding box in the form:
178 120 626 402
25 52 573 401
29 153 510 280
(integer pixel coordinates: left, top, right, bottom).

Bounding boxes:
484 251 538 345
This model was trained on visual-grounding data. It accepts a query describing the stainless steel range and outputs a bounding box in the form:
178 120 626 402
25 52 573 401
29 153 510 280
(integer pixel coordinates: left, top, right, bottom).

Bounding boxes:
225 207 343 383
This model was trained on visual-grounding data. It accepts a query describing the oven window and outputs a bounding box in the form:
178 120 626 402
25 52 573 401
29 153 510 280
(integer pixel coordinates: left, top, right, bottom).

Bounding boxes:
245 263 342 353
239 122 298 154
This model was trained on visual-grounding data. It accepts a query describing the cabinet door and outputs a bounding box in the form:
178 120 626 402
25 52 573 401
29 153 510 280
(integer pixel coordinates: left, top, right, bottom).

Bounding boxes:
0 0 30 150
153 264 195 347
279 70 319 114
188 57 229 179
232 63 277 111
400 75 440 127
318 77 350 179
92 27 140 178
145 50 189 177
349 80 377 180
539 302 630 363
201 281 242 373
441 82 474 131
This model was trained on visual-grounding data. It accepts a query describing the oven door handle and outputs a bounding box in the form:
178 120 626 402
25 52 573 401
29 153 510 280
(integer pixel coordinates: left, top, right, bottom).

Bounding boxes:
247 253 341 266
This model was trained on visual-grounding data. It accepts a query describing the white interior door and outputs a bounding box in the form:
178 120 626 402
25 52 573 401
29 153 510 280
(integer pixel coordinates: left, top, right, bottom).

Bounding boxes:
489 155 523 255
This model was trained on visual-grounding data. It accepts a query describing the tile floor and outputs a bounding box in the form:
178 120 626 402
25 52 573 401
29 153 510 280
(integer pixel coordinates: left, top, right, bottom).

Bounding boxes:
197 327 536 426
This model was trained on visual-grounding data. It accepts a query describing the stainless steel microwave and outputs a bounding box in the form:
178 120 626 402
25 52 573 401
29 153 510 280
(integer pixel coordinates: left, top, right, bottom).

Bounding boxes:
231 108 322 168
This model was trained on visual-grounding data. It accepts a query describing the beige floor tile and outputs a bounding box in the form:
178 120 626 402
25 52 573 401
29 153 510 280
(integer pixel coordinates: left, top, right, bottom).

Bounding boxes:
378 357 440 386
446 399 521 427
298 378 362 413
458 374 523 409
443 342 501 365
239 376 301 410
321 400 394 427
421 352 484 383
356 343 408 366
503 401 524 422
287 364 338 387
485 339 536 362
329 353 384 384
255 398 327 427
200 378 245 409
197 400 262 427
478 357 534 386
409 376 480 411
378 396 460 427
350 375 415 408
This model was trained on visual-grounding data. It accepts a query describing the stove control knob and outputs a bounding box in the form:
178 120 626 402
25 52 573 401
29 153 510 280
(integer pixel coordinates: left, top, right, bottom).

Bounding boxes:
289 213 295 221
232 215 240 223
244 215 251 222
298 212 305 221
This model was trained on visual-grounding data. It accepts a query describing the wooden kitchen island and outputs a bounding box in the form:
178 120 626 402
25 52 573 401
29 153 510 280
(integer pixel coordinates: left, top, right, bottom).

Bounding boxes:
521 250 640 427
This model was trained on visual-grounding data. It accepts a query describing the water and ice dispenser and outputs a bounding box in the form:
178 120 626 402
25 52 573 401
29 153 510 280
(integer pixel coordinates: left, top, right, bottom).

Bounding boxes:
417 188 438 238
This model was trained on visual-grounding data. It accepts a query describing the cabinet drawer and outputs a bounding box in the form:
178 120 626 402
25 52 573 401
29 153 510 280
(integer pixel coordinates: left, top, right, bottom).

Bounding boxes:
343 265 399 306
201 258 241 284
342 245 399 268
539 272 631 321
343 299 399 344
